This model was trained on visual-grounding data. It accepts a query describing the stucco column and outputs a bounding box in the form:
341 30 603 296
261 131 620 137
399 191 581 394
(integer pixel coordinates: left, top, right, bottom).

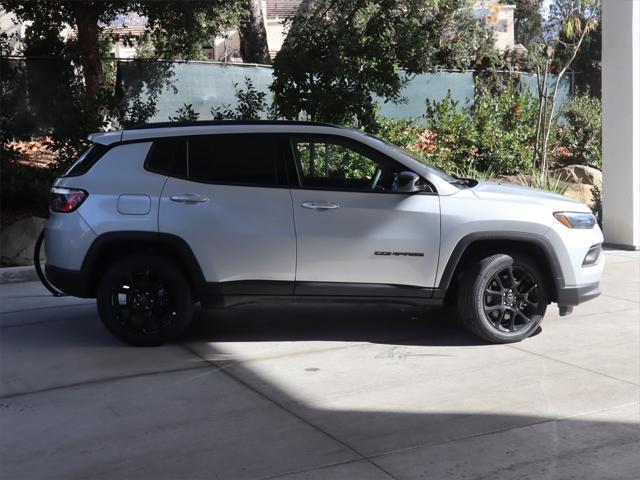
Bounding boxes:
602 0 640 249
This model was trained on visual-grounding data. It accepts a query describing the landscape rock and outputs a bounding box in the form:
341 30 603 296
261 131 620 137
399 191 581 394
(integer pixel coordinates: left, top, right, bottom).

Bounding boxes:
564 183 595 206
0 217 47 266
497 174 530 185
556 165 602 187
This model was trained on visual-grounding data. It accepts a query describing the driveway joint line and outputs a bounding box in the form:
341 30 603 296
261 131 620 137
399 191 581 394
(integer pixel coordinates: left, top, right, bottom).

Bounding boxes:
179 342 402 480
506 344 640 387
599 292 640 304
257 458 392 480
0 364 212 400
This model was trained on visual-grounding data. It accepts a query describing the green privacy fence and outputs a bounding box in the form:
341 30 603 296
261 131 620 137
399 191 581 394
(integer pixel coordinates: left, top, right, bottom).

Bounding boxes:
117 60 572 123
0 57 572 131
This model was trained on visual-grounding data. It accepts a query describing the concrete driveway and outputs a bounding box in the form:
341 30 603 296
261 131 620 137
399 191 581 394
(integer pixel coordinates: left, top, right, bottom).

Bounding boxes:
1 250 638 480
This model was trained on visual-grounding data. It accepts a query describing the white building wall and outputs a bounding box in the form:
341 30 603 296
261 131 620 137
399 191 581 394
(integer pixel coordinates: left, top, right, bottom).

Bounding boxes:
602 0 640 249
266 21 288 54
474 1 516 51
0 9 26 54
493 5 515 51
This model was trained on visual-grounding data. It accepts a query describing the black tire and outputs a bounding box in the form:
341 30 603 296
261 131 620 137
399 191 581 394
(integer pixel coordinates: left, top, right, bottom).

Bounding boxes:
458 253 548 344
97 255 194 346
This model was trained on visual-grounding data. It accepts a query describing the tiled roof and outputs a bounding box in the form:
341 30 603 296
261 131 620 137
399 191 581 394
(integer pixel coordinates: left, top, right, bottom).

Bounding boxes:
103 24 146 37
266 0 301 19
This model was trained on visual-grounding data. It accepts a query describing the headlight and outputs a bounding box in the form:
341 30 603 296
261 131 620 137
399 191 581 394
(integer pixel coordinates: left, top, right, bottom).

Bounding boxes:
553 211 596 229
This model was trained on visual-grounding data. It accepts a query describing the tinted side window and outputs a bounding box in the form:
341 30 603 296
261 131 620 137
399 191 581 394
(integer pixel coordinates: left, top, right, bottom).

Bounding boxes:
291 136 407 192
146 137 187 177
64 143 109 177
188 134 278 186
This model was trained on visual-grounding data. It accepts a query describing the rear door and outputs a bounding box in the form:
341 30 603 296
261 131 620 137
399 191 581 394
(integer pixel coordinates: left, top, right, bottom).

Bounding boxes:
157 133 296 295
288 134 441 296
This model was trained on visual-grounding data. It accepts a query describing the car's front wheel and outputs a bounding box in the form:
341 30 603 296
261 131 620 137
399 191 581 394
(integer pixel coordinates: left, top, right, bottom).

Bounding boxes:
458 253 548 343
97 255 194 346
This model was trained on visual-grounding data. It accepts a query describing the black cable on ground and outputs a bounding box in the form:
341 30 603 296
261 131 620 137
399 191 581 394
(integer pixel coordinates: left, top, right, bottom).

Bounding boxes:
33 228 66 297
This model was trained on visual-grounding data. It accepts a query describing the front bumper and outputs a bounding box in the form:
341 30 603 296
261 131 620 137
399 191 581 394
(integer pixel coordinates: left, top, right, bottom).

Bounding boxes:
557 281 601 307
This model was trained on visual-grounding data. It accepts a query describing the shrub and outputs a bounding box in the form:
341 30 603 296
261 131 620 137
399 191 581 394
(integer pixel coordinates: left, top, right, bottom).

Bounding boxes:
211 78 268 120
375 117 425 151
471 88 538 173
555 92 601 169
517 170 571 195
374 116 451 171
591 185 603 227
422 88 538 175
450 164 495 181
169 103 200 122
423 94 473 171
372 88 539 176
1 147 55 210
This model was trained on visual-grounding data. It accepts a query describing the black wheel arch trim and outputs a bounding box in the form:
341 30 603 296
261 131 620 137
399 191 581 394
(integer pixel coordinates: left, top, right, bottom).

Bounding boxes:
79 231 207 298
437 231 565 299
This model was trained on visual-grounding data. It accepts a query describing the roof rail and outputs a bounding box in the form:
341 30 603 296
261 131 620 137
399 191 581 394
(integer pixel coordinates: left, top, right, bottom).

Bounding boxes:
130 120 342 130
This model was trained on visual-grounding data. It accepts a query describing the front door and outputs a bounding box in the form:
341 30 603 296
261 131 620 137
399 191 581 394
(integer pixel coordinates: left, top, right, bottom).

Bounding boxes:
288 135 441 297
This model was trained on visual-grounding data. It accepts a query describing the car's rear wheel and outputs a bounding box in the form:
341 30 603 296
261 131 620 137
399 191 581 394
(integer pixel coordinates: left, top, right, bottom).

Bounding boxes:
458 253 548 343
97 255 194 346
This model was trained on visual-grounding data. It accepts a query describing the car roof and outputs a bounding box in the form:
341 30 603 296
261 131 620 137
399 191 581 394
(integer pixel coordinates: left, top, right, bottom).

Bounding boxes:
130 120 341 130
88 120 347 146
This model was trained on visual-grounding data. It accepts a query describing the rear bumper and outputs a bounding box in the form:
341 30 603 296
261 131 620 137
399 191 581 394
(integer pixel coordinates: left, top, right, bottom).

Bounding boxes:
556 282 601 307
45 264 92 298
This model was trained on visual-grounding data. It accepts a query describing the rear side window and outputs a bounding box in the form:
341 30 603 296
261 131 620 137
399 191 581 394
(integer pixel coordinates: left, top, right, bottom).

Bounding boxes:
64 143 109 177
146 137 187 177
188 134 280 186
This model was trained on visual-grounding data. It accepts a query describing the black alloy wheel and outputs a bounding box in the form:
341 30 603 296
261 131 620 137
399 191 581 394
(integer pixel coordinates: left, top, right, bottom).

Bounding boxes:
97 255 194 346
482 264 541 333
458 253 548 344
110 268 177 335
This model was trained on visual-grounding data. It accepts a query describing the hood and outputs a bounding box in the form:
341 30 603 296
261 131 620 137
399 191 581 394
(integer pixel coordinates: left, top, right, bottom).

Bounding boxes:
471 181 590 212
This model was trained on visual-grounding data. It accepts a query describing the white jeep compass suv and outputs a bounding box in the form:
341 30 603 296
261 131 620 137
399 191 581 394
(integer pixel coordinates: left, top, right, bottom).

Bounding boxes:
45 121 604 346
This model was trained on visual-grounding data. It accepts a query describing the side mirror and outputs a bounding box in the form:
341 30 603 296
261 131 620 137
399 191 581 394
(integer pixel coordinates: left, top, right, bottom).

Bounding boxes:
395 171 426 193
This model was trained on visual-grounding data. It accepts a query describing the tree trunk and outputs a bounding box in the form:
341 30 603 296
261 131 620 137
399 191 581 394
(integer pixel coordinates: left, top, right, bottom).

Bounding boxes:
72 1 103 96
540 23 592 176
239 0 271 64
533 59 549 168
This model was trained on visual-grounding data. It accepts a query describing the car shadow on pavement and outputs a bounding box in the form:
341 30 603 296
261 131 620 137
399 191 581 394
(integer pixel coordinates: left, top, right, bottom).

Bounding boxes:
184 303 486 347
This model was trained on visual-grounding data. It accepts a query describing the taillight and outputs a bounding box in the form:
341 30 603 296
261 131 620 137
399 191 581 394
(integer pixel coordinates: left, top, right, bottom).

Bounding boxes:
49 187 88 213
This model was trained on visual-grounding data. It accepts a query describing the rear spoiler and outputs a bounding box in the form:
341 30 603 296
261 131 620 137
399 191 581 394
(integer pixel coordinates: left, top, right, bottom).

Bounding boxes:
87 131 123 146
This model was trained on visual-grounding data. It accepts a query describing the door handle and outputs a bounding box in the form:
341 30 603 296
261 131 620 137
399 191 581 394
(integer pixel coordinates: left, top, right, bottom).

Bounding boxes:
301 201 340 210
170 194 209 204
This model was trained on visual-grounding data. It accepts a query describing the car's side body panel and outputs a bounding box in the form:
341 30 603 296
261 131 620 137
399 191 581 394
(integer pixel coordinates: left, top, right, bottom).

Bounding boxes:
159 178 297 285
290 189 441 288
45 210 97 271
437 188 555 286
54 142 164 235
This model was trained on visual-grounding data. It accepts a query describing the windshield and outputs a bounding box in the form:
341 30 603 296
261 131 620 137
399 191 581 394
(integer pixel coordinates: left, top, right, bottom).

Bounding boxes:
365 134 458 183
